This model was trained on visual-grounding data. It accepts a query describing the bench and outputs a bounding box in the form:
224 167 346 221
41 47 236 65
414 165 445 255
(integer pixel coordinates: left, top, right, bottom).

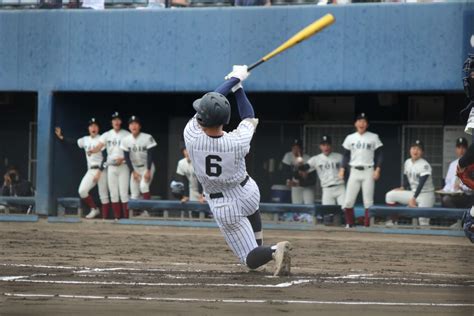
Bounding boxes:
127 199 342 225
57 197 82 217
368 206 465 227
0 196 35 214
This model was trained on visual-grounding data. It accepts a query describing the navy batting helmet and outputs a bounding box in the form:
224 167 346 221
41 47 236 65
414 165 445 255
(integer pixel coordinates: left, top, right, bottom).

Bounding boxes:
193 92 231 127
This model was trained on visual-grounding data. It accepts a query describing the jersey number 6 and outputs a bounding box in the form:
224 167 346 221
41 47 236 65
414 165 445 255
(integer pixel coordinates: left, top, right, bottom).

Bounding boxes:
206 155 222 177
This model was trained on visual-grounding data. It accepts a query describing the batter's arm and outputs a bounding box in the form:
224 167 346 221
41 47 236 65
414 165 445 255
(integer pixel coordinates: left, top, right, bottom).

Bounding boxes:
214 78 240 97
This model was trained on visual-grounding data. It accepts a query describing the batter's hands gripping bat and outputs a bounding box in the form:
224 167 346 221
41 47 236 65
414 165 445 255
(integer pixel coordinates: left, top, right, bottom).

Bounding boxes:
247 13 335 71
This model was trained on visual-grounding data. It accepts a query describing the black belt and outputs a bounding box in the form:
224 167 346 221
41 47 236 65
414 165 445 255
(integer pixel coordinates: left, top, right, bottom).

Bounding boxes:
209 176 250 200
353 166 373 171
90 166 100 170
135 164 145 168
326 184 342 188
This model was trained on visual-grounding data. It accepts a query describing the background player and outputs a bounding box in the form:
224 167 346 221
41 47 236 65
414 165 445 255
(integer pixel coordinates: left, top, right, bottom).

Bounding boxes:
92 112 130 219
175 144 204 204
184 65 291 276
121 116 157 201
339 113 383 227
55 119 109 219
385 140 435 226
300 135 345 205
281 140 311 204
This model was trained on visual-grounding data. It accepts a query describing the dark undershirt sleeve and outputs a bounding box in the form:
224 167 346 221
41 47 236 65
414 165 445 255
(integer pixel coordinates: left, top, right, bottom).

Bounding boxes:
100 150 107 171
403 175 410 190
458 143 474 168
342 150 351 168
124 151 134 172
413 175 429 198
234 87 255 120
214 78 240 97
281 163 293 180
198 182 203 194
147 147 155 170
176 174 190 197
374 147 383 168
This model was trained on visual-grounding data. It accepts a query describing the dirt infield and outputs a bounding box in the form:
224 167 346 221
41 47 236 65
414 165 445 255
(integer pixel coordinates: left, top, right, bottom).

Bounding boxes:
0 221 473 315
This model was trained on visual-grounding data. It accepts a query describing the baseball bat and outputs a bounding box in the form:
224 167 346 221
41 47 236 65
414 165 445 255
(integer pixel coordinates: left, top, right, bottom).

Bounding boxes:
247 13 335 71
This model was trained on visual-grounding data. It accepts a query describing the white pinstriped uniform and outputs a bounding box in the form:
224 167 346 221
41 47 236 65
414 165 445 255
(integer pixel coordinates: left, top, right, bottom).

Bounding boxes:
184 115 260 264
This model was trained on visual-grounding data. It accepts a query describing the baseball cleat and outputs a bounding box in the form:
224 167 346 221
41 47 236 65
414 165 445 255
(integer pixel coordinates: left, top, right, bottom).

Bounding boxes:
273 241 291 277
85 208 100 219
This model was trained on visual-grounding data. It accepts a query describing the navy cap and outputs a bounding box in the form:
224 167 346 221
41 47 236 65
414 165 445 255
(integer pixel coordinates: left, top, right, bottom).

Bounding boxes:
88 117 99 126
456 137 468 148
128 115 141 125
355 112 368 122
320 135 332 144
111 112 121 119
292 139 303 147
411 139 424 150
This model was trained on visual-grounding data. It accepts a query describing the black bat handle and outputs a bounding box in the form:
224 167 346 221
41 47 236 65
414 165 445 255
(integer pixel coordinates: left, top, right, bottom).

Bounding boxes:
248 59 264 71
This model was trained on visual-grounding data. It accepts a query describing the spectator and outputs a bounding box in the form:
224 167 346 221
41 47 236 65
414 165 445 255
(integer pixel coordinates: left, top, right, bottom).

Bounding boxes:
1 166 34 213
175 144 204 203
1 167 34 197
385 140 435 226
438 137 472 208
300 135 345 205
280 139 312 204
81 0 105 10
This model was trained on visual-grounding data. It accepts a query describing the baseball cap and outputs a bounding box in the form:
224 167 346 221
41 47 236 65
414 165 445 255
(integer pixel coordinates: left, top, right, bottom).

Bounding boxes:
111 111 121 119
410 139 424 150
320 135 332 144
88 118 99 126
355 112 368 122
292 139 303 148
128 115 141 125
456 137 468 148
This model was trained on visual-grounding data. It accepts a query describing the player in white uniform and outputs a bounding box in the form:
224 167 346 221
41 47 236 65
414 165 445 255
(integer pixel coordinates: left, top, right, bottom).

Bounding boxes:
121 116 157 200
339 113 383 227
55 119 109 219
184 65 291 276
92 112 131 219
385 140 435 226
281 140 312 204
301 135 345 205
175 145 203 203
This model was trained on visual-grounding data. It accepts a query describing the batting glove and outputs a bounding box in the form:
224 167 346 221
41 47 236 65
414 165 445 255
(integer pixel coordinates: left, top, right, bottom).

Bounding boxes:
225 65 250 82
231 82 243 93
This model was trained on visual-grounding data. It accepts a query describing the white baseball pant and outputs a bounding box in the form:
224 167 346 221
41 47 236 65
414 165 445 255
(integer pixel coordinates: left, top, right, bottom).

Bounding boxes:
189 189 201 201
78 169 109 204
385 189 435 225
207 177 260 264
322 184 345 206
343 167 374 209
108 164 130 203
291 186 315 205
130 164 155 199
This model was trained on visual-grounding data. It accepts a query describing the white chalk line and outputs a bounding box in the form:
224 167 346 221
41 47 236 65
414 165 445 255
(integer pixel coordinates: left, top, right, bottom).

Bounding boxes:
3 293 474 307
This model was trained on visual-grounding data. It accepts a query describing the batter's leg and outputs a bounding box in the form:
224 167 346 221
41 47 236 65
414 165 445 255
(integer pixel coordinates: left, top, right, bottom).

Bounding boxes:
241 180 263 245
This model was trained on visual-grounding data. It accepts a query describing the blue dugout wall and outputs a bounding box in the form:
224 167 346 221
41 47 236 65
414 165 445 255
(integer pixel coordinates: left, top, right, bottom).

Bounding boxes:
0 3 472 214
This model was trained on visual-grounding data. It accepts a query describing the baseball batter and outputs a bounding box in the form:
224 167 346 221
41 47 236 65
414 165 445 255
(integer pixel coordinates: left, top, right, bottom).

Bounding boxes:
121 116 157 200
92 112 131 219
385 140 435 226
55 119 109 219
301 135 345 205
339 113 383 227
175 145 203 203
184 65 291 276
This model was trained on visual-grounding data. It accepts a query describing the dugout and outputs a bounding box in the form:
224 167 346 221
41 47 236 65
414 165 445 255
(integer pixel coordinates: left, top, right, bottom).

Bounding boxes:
0 92 37 186
51 91 466 211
